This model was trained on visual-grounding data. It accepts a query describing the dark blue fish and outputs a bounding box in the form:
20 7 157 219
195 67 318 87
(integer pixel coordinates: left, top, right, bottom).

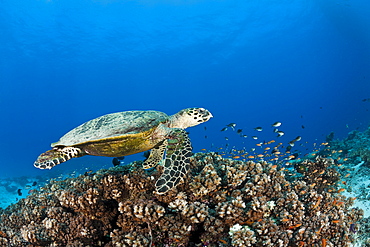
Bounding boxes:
112 156 125 166
227 123 236 129
277 131 284 137
254 127 263 132
271 122 282 127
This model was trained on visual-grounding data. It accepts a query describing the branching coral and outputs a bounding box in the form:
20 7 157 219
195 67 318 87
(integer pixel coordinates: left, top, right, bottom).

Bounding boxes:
0 153 364 246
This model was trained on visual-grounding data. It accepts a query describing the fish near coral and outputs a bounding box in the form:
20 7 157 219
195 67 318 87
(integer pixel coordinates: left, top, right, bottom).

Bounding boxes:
272 122 282 127
34 108 212 194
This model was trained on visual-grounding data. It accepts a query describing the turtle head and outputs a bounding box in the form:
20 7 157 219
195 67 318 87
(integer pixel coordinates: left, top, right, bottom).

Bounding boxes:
169 108 213 129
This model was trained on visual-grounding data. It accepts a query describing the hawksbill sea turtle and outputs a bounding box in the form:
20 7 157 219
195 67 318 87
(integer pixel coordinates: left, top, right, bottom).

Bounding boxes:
34 108 213 194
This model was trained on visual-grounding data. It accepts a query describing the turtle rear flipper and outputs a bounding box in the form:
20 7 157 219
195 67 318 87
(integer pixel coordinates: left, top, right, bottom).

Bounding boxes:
34 147 82 169
155 129 192 194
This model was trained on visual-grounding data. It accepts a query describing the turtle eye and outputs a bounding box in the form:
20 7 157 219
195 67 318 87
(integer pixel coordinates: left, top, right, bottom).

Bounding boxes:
198 108 206 115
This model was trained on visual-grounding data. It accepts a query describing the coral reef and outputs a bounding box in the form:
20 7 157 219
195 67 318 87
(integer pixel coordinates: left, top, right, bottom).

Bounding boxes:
317 125 370 245
320 126 370 167
293 156 340 192
0 151 364 246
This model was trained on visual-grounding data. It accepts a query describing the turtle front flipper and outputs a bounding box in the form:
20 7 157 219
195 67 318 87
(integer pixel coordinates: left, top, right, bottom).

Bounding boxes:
34 147 82 169
143 140 168 169
155 129 192 194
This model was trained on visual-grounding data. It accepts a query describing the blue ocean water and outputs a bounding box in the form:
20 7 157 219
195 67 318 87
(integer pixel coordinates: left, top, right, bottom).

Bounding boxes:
0 0 370 181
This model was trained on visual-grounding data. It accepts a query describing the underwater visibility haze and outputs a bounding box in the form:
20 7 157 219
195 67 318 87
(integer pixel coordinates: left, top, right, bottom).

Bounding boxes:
1 0 370 179
2 0 370 246
0 0 370 208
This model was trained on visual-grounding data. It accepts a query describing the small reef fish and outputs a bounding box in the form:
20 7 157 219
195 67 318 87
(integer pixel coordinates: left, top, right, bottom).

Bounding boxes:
252 136 258 140
226 123 236 130
288 136 302 147
294 136 302 142
220 127 228 132
277 131 285 137
112 156 125 166
84 170 93 176
288 153 299 160
254 127 263 131
350 223 357 233
236 129 243 134
32 181 37 186
17 189 22 196
227 123 236 128
219 239 228 244
272 122 282 127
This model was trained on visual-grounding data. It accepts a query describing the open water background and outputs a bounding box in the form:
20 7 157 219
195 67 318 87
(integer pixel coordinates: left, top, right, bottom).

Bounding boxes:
0 0 370 178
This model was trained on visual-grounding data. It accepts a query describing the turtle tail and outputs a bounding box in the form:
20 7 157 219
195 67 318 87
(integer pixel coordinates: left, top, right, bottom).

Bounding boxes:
34 147 82 169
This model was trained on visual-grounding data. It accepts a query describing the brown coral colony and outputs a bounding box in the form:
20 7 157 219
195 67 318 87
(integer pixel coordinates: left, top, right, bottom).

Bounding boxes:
0 149 363 246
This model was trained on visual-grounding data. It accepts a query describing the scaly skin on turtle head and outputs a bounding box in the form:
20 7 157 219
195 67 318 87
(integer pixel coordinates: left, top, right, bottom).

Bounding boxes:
169 108 212 129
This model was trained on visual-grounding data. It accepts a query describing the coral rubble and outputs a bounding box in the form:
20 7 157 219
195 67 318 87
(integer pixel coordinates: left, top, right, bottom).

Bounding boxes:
0 152 363 246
